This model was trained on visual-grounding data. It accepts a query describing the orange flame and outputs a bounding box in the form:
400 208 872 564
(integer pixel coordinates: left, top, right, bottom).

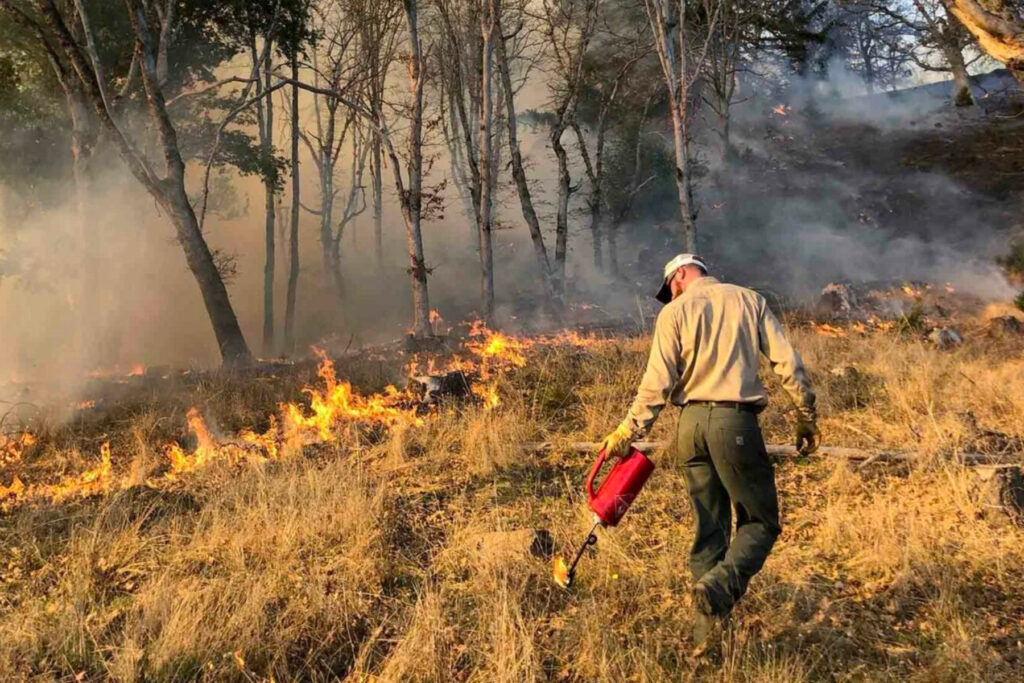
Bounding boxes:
466 330 530 371
1 442 113 510
48 443 112 502
0 474 25 501
166 408 225 479
811 322 847 338
282 355 422 442
472 383 501 410
3 324 619 509
468 318 488 338
1 432 35 468
240 415 279 461
553 556 570 587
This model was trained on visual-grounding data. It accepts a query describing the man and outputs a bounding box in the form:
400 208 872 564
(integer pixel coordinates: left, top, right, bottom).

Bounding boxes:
601 253 819 651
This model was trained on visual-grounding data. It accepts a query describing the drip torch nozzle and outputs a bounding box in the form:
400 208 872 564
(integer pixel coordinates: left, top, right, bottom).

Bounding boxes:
554 519 601 589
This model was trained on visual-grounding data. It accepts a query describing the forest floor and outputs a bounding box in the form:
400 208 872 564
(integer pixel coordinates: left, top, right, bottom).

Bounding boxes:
2 289 1024 681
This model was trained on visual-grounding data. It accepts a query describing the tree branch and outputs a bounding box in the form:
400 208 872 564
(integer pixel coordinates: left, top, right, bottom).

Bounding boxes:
165 76 260 106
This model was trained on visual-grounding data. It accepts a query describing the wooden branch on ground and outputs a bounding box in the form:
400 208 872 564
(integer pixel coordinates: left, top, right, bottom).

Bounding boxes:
526 441 1020 467
528 441 1023 523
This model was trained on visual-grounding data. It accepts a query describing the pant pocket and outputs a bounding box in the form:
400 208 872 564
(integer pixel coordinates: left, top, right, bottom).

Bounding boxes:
712 419 769 471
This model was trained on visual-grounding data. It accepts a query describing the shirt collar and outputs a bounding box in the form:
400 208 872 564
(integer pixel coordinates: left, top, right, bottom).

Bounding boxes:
685 276 720 293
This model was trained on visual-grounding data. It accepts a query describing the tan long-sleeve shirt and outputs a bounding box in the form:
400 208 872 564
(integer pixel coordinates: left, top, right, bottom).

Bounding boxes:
619 277 815 437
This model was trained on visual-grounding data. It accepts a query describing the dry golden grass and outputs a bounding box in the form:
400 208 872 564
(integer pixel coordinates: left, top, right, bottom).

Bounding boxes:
1 324 1023 681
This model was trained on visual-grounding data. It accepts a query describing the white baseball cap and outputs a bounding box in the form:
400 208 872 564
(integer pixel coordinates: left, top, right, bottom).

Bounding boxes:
655 253 708 303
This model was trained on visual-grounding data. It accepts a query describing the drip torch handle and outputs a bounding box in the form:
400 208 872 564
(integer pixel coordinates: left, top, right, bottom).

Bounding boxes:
585 448 609 504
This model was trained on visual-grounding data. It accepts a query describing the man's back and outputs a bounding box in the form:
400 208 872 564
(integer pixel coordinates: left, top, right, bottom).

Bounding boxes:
667 278 769 406
620 276 814 436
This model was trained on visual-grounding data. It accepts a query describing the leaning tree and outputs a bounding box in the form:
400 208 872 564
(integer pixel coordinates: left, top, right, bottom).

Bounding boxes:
0 0 256 365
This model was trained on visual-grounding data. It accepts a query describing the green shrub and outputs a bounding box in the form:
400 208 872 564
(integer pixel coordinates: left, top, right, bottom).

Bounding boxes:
998 241 1024 277
897 300 927 333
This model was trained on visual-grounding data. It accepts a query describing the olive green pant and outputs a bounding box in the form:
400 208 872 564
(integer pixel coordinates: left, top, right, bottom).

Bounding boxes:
677 403 781 615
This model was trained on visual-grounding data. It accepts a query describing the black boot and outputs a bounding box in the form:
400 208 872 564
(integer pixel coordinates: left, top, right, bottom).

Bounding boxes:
691 583 725 658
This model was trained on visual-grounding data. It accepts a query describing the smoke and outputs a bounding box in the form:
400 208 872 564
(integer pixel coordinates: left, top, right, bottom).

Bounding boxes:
0 165 224 392
601 62 1019 306
1 54 1020 395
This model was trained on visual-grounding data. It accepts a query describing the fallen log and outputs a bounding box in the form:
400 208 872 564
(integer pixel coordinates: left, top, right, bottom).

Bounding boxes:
526 442 1023 525
528 441 1018 467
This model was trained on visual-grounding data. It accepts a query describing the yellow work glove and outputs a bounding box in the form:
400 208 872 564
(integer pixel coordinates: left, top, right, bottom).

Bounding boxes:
601 423 634 459
795 418 821 455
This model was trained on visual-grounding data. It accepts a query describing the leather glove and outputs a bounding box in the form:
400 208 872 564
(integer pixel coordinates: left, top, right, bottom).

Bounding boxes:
795 418 821 455
601 423 634 459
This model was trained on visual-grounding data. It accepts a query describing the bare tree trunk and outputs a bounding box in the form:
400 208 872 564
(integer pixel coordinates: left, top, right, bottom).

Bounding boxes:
718 101 731 159
591 122 604 273
945 42 974 105
166 188 253 363
551 126 570 292
478 0 496 323
403 0 432 337
320 159 336 294
542 0 599 293
256 40 276 356
572 59 636 276
332 127 369 303
646 0 711 252
670 105 698 251
607 218 619 276
573 118 606 274
442 90 479 234
370 133 382 264
609 94 652 279
493 9 559 309
284 54 300 355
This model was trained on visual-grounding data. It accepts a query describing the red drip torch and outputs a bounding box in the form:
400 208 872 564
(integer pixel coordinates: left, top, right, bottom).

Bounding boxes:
554 446 655 588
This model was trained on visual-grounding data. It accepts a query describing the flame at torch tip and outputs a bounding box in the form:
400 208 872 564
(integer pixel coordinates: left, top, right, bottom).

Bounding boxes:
553 556 570 588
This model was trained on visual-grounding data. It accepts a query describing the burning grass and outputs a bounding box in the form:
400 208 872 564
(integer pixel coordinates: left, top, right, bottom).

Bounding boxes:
1 319 1023 680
